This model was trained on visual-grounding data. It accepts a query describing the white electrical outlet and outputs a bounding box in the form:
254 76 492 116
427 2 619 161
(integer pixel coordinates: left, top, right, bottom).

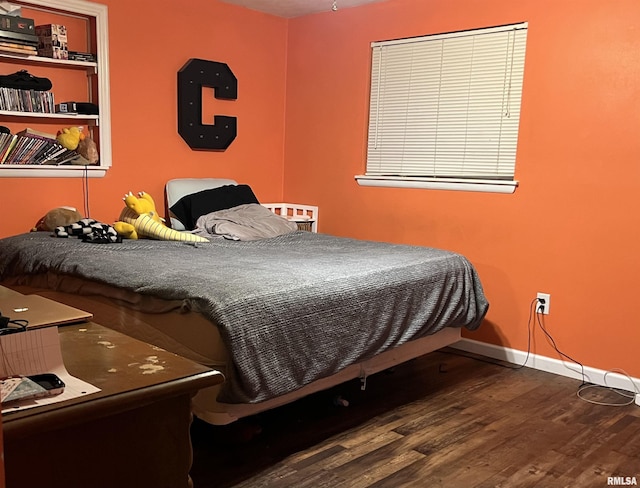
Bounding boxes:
536 292 550 314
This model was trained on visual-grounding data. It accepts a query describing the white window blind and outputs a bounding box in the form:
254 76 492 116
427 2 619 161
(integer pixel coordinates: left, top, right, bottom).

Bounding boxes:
361 23 527 191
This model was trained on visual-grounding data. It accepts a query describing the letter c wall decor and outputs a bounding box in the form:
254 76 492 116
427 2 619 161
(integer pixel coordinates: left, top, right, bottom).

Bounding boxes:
177 58 237 150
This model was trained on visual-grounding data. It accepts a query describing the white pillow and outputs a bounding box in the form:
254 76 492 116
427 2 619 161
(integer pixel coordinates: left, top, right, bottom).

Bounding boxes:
165 178 237 230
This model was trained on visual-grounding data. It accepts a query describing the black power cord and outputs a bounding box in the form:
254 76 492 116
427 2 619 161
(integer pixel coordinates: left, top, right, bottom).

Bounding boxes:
534 299 586 386
443 297 638 407
442 298 576 374
0 311 28 335
532 299 638 406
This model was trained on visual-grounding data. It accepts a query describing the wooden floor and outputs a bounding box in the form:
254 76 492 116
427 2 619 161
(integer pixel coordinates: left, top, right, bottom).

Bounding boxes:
190 349 640 488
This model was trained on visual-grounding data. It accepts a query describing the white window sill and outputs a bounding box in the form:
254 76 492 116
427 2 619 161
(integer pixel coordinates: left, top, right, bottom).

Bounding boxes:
355 175 518 194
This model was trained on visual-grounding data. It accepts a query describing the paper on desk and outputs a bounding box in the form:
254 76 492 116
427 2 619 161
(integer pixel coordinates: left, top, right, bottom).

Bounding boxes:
0 326 100 413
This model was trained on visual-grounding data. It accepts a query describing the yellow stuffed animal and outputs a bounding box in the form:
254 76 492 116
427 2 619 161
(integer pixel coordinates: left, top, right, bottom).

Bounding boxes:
114 191 208 243
56 126 84 150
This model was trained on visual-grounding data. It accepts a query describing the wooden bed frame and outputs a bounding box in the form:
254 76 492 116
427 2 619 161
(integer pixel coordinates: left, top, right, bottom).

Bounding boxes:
191 327 461 424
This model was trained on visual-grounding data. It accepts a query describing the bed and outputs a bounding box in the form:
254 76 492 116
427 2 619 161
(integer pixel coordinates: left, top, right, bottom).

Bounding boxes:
0 178 489 425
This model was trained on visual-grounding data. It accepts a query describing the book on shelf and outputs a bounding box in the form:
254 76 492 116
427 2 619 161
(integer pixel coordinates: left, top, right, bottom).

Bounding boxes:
0 129 79 165
5 135 33 163
3 135 23 162
17 137 48 163
52 149 81 165
0 29 38 45
17 127 57 140
0 134 18 163
20 138 46 162
0 41 38 51
0 132 14 160
36 144 68 165
0 42 37 55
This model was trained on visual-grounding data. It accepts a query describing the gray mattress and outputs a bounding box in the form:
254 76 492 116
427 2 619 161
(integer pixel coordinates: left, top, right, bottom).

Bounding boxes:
0 231 489 404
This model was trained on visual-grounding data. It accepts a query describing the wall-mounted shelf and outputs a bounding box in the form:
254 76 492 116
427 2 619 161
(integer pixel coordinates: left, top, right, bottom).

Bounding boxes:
0 52 97 70
0 109 99 121
0 0 110 178
0 163 106 177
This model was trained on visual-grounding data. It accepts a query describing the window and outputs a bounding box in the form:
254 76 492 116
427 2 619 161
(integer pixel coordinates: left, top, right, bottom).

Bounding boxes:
356 23 528 194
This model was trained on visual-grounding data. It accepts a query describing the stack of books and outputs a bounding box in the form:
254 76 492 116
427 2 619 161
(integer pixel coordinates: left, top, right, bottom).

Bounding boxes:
0 15 38 56
0 128 79 165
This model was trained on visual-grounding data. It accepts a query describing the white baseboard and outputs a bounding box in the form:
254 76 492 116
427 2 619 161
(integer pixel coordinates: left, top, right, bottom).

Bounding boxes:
450 338 640 396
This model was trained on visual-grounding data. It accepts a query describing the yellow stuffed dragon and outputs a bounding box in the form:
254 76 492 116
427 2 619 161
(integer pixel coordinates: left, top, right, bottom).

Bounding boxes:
114 191 208 243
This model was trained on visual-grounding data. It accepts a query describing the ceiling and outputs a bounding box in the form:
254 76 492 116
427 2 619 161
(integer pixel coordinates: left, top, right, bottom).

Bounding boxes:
220 0 388 18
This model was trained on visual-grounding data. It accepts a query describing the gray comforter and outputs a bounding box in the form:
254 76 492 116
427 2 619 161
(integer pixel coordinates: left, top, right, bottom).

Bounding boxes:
0 231 488 404
194 203 298 240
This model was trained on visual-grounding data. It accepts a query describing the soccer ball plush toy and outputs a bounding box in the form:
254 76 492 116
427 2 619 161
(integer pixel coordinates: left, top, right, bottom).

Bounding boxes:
38 207 121 244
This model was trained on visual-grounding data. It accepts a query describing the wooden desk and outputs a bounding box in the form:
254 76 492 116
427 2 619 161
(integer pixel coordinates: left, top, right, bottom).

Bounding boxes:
2 323 223 488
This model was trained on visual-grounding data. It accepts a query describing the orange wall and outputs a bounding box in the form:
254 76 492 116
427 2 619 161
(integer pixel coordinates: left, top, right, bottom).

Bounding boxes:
1 0 638 379
0 0 288 236
283 0 640 377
